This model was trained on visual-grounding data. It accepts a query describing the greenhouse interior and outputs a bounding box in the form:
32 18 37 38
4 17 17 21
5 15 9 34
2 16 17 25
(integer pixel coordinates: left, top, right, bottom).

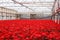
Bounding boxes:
0 0 60 40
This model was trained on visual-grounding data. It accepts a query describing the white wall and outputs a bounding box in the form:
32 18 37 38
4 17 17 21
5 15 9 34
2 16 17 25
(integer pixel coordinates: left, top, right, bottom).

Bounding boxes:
0 13 16 20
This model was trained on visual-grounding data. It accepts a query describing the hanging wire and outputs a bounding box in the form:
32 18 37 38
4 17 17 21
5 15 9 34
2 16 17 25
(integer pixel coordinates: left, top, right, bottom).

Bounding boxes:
12 0 34 11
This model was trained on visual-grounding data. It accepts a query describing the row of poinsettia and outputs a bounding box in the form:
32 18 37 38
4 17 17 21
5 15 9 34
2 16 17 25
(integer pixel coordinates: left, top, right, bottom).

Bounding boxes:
0 20 60 40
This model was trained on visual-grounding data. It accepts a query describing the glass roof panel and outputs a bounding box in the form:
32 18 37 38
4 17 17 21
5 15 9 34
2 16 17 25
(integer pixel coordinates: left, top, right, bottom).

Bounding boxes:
0 0 55 13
